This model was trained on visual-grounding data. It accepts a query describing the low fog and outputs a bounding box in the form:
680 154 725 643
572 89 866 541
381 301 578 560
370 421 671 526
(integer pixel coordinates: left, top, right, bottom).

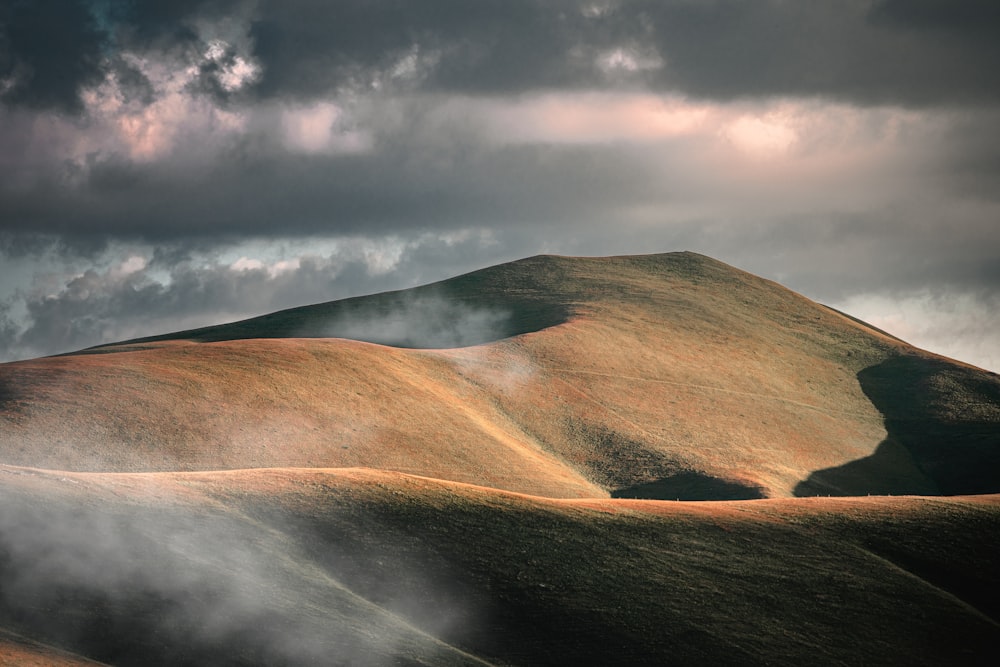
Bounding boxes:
320 292 511 349
0 468 486 666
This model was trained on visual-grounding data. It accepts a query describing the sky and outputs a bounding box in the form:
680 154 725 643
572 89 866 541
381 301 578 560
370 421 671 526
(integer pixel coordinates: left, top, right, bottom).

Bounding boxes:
0 0 997 372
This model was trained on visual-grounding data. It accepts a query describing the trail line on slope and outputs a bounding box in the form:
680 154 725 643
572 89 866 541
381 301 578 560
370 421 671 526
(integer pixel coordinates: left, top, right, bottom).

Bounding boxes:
542 367 872 419
858 546 1000 630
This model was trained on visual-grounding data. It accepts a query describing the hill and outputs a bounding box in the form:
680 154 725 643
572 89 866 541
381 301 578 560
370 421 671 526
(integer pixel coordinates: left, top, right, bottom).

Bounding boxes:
0 466 998 666
2 252 998 498
1 251 999 665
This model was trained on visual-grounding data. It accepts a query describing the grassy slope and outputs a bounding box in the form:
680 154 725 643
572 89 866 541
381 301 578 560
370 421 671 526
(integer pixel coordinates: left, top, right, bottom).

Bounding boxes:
0 629 109 666
0 338 599 498
0 467 997 666
3 252 998 497
2 249 999 665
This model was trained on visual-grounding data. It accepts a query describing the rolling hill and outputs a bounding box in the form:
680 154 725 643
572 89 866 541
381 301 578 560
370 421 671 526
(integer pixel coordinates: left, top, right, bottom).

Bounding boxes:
3 252 998 499
1 251 998 665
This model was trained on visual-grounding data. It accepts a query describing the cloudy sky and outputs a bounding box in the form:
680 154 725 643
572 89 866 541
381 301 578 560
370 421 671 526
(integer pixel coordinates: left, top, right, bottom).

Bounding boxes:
1 0 998 371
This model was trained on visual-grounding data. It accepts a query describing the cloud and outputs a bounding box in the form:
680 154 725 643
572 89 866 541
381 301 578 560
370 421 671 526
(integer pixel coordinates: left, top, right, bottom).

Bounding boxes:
0 1 996 371
0 232 519 361
645 0 1000 106
4 1 999 118
1 92 971 244
720 114 798 157
0 473 478 665
239 0 1000 106
466 92 710 145
319 292 512 349
833 289 1000 373
0 0 105 113
280 101 371 154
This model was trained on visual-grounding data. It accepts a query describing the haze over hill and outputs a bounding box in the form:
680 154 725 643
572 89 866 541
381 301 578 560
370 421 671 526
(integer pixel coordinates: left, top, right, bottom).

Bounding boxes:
1 252 998 665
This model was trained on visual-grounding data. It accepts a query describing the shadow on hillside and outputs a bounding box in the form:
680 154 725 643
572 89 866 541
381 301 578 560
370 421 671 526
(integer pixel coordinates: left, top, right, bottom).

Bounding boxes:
0 374 29 416
795 355 1000 497
612 471 766 501
75 256 587 352
87 289 572 351
0 377 14 410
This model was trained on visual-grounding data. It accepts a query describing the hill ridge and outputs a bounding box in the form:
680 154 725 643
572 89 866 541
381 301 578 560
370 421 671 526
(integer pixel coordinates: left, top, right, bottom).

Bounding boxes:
2 252 998 500
2 252 1000 665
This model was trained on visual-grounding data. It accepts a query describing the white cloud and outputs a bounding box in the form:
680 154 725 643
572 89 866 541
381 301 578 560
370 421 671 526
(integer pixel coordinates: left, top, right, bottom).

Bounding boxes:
280 101 371 154
204 40 260 92
230 256 301 278
466 92 710 144
720 114 798 156
116 255 149 276
230 257 265 272
0 232 514 361
72 49 251 162
595 47 663 75
834 290 1000 373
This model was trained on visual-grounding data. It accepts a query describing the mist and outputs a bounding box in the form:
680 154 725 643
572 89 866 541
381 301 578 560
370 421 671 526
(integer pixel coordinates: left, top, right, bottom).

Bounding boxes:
319 291 512 349
0 467 486 666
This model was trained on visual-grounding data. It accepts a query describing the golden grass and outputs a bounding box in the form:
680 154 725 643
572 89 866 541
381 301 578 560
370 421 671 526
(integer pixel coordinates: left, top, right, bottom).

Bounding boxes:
1 252 999 664
2 252 997 499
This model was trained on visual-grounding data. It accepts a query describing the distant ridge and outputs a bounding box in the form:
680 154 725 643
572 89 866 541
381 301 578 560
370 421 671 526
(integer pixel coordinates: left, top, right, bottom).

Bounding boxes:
89 253 580 348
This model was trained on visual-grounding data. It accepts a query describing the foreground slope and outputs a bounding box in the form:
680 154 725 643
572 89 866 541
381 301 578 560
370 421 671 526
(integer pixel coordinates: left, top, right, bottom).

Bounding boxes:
2 252 998 498
0 629 106 666
0 467 997 666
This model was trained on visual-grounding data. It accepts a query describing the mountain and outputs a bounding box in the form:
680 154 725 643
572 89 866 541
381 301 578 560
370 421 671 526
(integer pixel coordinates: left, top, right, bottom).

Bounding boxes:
3 252 998 498
1 252 998 665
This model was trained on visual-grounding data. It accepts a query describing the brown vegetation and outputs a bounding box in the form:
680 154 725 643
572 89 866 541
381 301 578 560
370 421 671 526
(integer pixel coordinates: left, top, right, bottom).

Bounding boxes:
0 466 997 666
3 252 998 498
1 252 998 664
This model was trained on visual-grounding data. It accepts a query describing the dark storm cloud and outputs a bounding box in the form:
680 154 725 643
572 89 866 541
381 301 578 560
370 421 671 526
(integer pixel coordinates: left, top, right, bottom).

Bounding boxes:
0 126 644 248
245 0 1000 105
4 0 999 116
105 0 243 45
638 0 1000 106
0 0 997 369
0 0 105 113
248 0 614 98
242 0 1000 106
931 108 1000 203
870 0 1000 34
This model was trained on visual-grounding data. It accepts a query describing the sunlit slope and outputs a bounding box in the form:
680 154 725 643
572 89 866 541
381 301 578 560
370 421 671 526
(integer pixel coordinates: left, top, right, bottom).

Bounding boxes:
0 338 600 498
453 253 1000 497
0 629 108 666
0 467 997 666
2 252 998 497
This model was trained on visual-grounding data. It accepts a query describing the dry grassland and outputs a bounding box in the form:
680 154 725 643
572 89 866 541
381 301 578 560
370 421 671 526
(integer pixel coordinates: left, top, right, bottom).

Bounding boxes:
1 252 998 665
0 467 997 666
